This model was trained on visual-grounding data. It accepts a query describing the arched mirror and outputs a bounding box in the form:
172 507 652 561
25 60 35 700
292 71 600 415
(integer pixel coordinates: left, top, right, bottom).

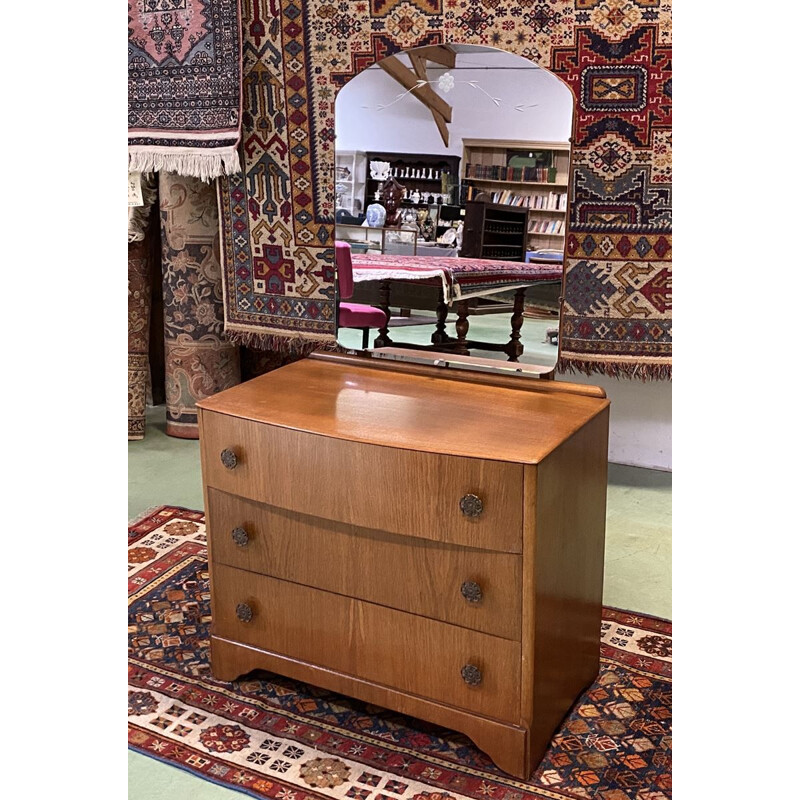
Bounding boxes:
334 44 574 377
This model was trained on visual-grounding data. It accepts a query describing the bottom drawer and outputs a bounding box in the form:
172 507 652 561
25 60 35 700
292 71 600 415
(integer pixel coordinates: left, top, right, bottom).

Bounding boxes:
211 563 521 722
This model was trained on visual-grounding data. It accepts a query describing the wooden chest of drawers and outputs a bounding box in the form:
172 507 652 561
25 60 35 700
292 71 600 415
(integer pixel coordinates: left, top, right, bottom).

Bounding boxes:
197 353 610 779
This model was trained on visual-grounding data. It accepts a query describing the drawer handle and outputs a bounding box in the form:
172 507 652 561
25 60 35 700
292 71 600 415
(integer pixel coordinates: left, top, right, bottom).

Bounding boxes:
231 527 249 547
460 580 483 603
459 493 483 518
236 603 253 622
220 449 238 470
461 664 482 686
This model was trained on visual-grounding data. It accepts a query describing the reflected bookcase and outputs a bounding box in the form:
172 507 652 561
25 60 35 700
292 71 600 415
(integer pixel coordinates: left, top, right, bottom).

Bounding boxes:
461 140 570 253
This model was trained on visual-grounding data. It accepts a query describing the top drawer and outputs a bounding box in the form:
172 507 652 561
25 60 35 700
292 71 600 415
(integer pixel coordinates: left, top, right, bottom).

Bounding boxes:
199 410 523 552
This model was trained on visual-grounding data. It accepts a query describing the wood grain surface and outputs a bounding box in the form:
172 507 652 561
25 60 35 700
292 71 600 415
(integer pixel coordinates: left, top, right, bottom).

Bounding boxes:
522 407 610 768
207 488 522 639
198 356 611 780
199 410 524 552
210 635 531 778
211 563 521 721
196 355 609 463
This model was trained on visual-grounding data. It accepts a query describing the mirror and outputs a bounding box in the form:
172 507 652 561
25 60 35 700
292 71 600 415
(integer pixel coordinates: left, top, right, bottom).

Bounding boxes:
334 44 574 377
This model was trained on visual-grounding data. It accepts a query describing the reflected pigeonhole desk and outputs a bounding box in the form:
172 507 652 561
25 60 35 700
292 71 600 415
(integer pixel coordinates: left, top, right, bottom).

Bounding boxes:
350 253 563 361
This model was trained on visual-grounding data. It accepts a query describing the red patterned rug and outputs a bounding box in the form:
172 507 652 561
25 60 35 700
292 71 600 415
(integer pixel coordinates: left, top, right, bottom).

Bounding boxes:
129 507 672 799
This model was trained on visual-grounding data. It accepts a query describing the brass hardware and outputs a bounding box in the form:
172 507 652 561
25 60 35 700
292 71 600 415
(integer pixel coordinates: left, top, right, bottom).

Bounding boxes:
461 664 482 686
231 527 249 547
460 580 483 603
220 449 238 469
459 493 483 517
236 603 253 622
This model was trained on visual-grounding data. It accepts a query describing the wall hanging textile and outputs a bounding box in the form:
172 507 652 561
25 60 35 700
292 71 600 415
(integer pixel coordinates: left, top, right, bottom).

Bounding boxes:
128 0 243 180
159 173 241 439
129 506 672 798
219 0 671 378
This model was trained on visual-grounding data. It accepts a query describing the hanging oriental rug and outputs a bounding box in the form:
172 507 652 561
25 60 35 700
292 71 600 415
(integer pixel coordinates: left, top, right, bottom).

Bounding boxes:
217 0 671 377
128 0 243 180
129 506 673 799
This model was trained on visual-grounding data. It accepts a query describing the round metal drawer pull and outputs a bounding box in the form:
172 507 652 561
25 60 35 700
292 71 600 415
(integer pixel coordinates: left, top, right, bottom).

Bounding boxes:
461 664 482 686
459 493 483 517
460 580 483 603
220 449 238 470
231 527 249 547
236 603 253 622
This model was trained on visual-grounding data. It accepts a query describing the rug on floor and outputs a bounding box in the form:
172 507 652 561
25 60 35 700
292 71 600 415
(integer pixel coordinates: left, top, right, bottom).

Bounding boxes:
129 506 672 800
128 0 243 179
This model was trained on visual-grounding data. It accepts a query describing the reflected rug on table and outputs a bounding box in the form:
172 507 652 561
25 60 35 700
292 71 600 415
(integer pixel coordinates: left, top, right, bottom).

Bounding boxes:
129 507 672 799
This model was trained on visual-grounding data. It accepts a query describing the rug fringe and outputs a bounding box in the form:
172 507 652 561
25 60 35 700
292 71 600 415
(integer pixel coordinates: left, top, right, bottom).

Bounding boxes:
557 357 672 382
225 329 340 356
128 148 241 182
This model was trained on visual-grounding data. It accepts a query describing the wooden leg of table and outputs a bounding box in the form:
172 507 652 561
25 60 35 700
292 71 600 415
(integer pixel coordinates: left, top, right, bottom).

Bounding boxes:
505 288 526 362
431 289 450 345
374 280 394 348
454 300 470 356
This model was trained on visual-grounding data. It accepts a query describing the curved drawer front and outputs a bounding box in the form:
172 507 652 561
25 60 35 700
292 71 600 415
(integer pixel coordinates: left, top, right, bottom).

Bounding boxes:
200 411 523 553
208 489 521 640
212 564 521 722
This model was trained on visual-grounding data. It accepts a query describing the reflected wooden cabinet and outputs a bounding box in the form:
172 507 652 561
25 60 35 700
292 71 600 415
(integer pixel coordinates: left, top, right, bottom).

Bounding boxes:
197 353 610 779
460 201 528 261
461 139 570 253
365 151 461 208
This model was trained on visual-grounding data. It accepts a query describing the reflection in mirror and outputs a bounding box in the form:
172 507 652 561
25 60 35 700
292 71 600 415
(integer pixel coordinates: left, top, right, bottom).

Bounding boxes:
334 44 573 376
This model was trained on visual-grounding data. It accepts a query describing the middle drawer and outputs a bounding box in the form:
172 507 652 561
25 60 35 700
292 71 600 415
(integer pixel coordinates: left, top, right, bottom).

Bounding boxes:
207 488 521 641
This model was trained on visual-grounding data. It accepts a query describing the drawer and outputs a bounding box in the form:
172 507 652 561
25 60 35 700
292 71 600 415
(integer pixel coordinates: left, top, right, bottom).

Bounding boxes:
207 488 521 640
211 563 521 722
199 410 523 552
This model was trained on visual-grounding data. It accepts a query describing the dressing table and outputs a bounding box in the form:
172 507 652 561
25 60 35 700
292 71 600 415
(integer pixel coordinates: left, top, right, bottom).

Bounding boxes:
197 351 609 778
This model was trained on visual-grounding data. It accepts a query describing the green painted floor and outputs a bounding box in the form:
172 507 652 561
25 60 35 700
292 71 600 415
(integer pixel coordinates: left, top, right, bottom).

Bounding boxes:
128 326 671 798
337 309 560 368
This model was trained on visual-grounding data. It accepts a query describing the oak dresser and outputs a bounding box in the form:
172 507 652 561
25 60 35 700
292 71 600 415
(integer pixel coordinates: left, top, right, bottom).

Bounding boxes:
197 352 610 778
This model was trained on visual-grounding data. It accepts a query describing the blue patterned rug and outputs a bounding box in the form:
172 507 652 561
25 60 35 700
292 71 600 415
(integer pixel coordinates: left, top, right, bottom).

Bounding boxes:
129 506 672 799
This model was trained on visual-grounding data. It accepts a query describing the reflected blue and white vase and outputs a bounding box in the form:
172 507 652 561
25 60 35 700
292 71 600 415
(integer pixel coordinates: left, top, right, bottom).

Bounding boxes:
365 203 386 228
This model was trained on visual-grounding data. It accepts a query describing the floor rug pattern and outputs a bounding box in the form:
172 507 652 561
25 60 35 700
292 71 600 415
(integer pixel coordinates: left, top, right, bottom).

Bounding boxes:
128 0 243 179
129 507 672 799
218 1 671 378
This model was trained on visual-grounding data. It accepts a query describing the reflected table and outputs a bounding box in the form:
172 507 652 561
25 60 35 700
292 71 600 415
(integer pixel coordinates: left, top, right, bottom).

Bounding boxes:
350 253 562 362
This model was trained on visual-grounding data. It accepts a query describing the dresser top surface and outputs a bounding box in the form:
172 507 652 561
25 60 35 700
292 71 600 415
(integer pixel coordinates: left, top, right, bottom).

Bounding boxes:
197 357 609 463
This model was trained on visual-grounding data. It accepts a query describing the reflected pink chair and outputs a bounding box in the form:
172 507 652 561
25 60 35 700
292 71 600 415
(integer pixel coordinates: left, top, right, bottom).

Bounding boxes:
335 241 388 349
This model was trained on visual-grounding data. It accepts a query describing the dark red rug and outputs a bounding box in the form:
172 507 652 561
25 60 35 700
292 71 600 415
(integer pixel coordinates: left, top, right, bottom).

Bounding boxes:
129 506 671 799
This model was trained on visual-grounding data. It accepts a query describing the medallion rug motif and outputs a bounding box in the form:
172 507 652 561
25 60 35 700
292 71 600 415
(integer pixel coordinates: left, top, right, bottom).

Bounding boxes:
129 506 672 799
218 0 671 378
128 0 243 179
